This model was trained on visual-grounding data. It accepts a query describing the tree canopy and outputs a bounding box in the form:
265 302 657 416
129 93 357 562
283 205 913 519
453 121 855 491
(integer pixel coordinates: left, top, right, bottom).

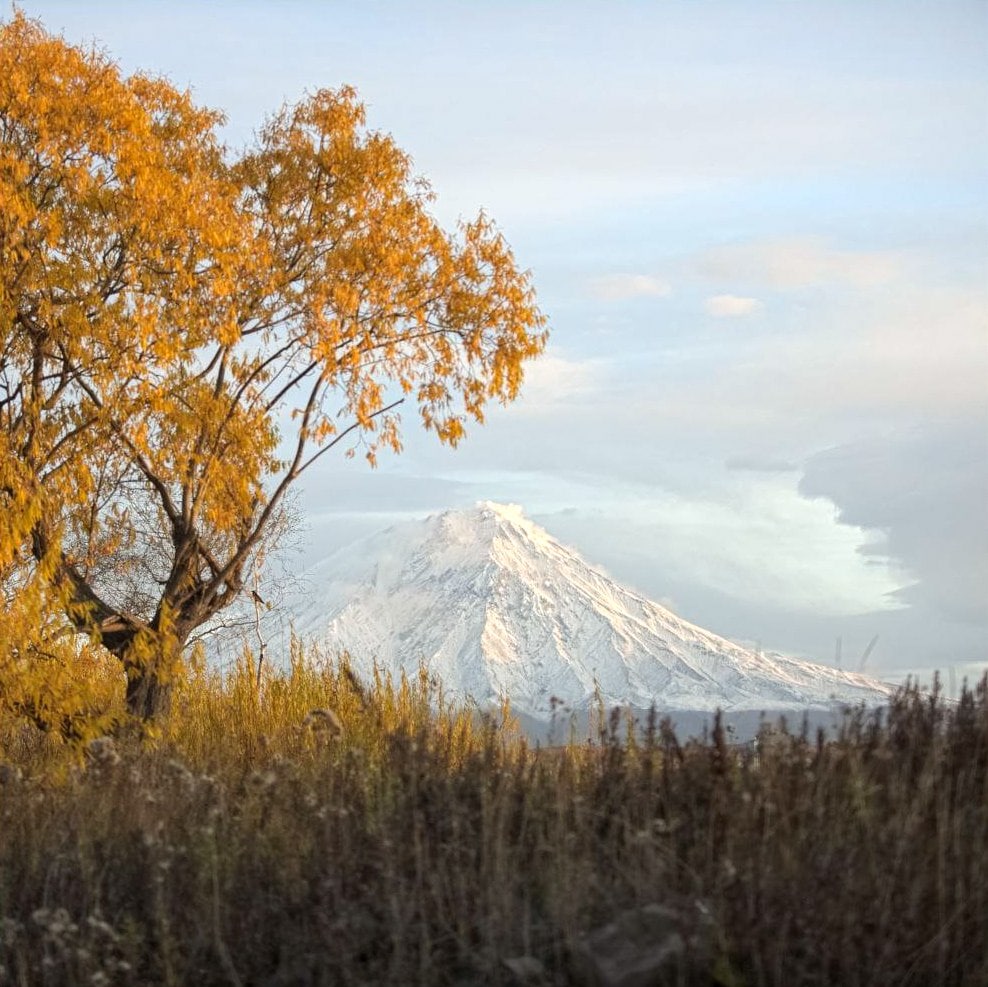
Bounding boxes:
0 13 547 726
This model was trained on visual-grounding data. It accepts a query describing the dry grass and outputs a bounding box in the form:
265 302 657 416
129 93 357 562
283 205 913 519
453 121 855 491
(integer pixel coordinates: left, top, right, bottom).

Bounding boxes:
0 647 985 986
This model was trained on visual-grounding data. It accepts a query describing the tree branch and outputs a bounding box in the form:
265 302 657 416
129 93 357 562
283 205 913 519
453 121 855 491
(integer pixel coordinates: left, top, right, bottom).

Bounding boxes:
71 375 183 529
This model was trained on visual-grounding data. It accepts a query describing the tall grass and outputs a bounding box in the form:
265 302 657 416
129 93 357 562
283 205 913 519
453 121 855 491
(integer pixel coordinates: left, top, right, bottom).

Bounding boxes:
0 645 985 986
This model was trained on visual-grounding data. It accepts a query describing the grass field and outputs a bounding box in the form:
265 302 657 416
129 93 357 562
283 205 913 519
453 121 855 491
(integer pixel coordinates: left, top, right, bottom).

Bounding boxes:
1 650 985 986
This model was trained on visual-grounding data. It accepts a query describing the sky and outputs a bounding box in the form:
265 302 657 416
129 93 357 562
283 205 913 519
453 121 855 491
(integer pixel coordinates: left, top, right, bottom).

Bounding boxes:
19 1 988 687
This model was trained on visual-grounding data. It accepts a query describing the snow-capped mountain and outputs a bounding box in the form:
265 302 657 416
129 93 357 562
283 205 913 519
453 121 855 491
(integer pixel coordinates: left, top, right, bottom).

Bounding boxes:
292 502 892 719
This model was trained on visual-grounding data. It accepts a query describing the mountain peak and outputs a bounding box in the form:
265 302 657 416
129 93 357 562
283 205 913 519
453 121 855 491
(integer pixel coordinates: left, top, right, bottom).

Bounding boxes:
293 503 892 718
475 500 526 521
435 500 548 541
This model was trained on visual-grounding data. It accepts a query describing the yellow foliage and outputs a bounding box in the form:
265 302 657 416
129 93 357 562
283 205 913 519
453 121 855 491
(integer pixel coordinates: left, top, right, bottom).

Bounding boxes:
0 13 546 728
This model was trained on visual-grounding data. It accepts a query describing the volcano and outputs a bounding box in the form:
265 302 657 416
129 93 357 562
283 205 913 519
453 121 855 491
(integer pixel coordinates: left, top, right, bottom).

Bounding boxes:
292 502 892 719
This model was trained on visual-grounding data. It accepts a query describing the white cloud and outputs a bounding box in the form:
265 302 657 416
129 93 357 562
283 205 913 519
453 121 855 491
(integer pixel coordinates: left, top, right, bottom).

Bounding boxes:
513 353 606 413
705 294 761 317
799 425 988 626
699 237 902 289
588 273 672 302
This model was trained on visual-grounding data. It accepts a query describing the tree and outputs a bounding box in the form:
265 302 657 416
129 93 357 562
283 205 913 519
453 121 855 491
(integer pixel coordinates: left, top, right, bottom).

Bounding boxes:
0 14 547 725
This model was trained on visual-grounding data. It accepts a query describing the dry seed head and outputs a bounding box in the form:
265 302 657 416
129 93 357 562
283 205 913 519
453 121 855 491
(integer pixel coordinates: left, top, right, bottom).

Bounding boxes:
302 708 343 738
166 759 196 791
85 916 119 942
86 736 120 767
247 769 277 790
0 762 23 785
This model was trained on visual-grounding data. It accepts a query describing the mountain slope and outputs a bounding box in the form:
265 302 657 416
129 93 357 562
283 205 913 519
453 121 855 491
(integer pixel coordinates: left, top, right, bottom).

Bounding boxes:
293 502 892 718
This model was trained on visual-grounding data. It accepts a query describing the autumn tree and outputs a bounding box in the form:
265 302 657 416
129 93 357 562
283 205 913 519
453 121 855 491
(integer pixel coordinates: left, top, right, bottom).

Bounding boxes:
0 14 547 725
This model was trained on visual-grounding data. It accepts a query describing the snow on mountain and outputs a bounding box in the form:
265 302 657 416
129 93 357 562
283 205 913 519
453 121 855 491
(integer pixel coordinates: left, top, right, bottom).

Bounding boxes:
291 501 892 719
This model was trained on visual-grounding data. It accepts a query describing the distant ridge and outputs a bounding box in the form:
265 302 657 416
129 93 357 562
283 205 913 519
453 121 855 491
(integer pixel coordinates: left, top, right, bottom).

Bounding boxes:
292 502 893 719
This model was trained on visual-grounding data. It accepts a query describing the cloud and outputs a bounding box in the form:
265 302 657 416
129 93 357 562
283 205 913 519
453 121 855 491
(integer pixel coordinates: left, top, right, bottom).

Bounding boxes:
644 282 988 425
513 353 606 412
705 294 761 317
588 273 672 302
533 472 908 617
698 237 902 289
798 423 988 626
726 456 799 473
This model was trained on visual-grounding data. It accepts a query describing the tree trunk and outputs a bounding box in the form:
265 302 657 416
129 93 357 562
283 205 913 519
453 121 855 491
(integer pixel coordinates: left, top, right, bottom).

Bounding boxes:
31 524 191 724
116 630 186 722
124 663 174 721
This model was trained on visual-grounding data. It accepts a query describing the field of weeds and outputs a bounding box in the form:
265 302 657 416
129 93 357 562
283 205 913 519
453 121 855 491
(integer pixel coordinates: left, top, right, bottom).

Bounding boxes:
0 651 986 986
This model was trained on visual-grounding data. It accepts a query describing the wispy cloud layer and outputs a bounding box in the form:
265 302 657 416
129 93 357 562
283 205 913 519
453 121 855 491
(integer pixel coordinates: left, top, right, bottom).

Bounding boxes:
698 237 902 289
588 273 672 301
513 354 605 412
705 294 761 317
